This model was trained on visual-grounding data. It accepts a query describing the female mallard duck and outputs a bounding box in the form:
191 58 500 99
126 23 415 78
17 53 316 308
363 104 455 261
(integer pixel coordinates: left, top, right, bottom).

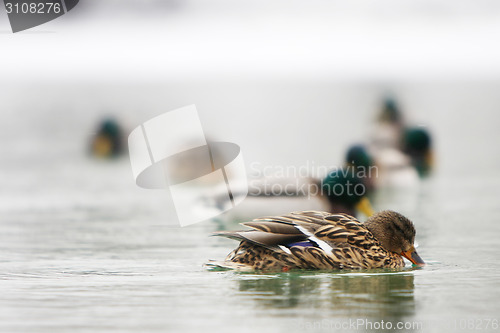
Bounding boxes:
209 210 424 271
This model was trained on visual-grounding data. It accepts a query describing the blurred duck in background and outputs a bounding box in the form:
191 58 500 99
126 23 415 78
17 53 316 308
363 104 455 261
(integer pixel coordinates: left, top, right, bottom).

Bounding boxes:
319 168 375 217
245 166 375 219
236 145 378 220
345 144 377 194
90 118 125 158
369 97 434 187
403 127 433 177
216 96 433 220
371 97 405 150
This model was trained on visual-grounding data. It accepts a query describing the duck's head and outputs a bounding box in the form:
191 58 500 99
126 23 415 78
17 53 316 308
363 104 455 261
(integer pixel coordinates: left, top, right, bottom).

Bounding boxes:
321 168 375 218
364 210 425 266
403 127 433 176
345 145 374 169
379 97 403 125
345 145 376 194
101 119 121 137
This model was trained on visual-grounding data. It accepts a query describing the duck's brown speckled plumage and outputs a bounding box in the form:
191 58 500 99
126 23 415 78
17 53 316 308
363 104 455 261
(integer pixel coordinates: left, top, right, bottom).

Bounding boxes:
209 211 416 271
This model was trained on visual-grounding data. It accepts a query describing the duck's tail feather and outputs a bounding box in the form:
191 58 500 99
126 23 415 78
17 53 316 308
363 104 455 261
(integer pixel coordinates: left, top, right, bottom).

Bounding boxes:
204 260 254 272
212 230 306 251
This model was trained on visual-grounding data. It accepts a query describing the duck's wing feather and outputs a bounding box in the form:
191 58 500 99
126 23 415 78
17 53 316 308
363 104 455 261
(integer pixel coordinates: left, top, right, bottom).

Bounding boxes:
241 220 302 234
313 213 379 249
215 211 375 250
212 211 329 252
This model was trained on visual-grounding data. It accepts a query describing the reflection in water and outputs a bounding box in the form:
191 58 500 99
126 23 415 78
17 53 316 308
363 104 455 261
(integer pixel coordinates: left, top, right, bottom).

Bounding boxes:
235 270 415 319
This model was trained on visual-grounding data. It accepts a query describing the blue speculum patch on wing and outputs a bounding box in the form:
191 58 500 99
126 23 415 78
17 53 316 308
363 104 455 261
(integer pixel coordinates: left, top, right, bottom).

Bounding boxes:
287 241 316 248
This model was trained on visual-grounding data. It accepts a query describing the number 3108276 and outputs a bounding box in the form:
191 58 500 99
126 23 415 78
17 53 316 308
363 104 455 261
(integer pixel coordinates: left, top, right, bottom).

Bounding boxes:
5 2 62 14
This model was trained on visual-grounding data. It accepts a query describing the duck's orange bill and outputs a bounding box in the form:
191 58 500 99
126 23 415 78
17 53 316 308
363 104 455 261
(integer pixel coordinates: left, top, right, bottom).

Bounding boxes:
401 248 425 266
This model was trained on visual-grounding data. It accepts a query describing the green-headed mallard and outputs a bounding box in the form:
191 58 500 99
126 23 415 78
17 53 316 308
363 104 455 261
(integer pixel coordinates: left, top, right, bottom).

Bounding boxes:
345 144 377 194
379 97 404 124
208 210 424 271
370 97 434 179
90 118 124 158
320 168 374 217
371 97 405 150
403 127 433 177
246 166 375 218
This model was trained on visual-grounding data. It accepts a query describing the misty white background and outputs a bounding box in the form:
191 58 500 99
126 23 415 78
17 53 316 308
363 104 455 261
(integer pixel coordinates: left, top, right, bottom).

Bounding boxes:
1 0 500 80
